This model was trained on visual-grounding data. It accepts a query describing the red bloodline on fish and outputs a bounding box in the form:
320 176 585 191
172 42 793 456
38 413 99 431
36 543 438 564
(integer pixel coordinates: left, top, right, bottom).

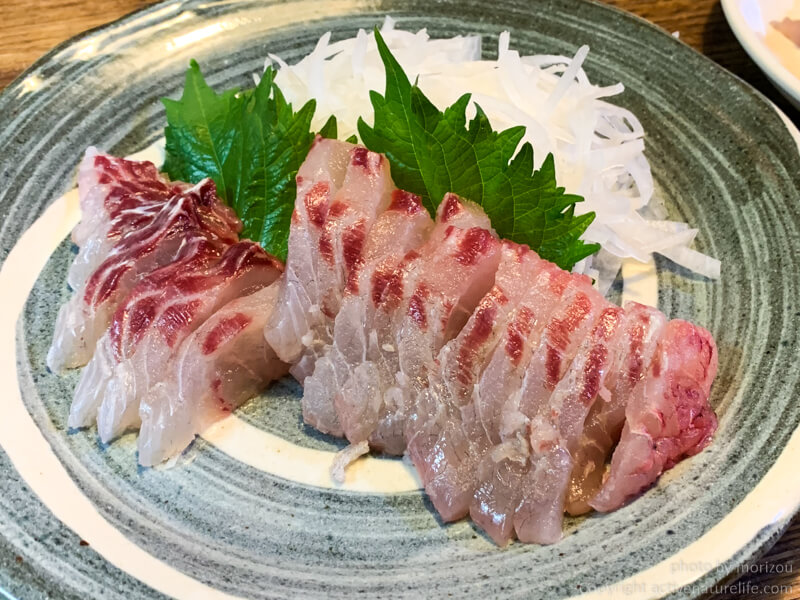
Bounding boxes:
303 181 329 228
506 306 536 366
408 283 430 329
202 313 253 355
388 189 423 214
441 193 463 222
454 228 495 266
545 292 594 388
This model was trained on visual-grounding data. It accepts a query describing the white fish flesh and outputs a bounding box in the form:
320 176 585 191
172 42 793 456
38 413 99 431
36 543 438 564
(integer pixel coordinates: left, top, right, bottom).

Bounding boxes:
137 282 288 466
69 241 282 438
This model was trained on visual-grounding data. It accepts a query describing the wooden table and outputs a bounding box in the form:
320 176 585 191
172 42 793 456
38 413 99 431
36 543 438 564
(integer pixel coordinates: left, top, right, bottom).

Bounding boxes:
0 1 797 599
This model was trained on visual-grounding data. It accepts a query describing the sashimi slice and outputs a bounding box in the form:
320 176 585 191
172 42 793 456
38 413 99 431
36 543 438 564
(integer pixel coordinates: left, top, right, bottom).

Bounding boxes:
137 282 288 467
264 137 352 367
48 179 240 372
463 272 601 544
68 238 220 430
364 196 501 455
513 306 624 544
406 242 561 523
68 148 195 291
515 277 602 422
406 290 512 521
337 194 501 456
265 139 395 384
590 319 718 513
302 189 433 436
69 241 282 438
469 436 529 545
467 261 575 543
291 145 395 382
479 259 574 447
565 302 666 516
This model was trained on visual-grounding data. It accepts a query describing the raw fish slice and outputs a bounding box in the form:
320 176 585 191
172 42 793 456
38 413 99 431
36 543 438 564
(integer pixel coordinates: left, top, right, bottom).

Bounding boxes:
405 242 546 522
479 261 574 446
515 276 602 422
289 145 395 382
302 189 433 436
69 148 194 291
467 264 575 543
463 278 600 537
68 238 224 430
406 286 512 521
369 196 500 455
338 194 500 456
470 436 529 545
69 241 282 438
264 137 352 367
96 241 282 441
565 302 666 516
513 306 624 544
137 283 288 467
334 246 432 445
71 199 165 292
265 139 395 383
72 148 174 247
590 319 718 512
469 274 600 543
48 180 240 372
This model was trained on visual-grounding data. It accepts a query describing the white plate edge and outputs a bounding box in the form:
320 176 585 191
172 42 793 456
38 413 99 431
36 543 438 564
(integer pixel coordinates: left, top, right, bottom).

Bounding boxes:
721 0 800 107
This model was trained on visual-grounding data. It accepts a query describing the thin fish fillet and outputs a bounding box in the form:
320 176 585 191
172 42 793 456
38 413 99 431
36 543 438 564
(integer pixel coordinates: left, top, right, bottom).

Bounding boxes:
265 139 395 385
406 242 566 523
137 282 288 467
565 302 666 516
264 137 352 368
514 278 603 424
590 319 718 513
355 195 499 455
454 276 601 543
513 306 624 544
48 180 240 372
336 194 500 456
68 148 191 291
466 257 575 542
291 145 395 383
69 241 282 439
484 277 601 544
302 189 433 436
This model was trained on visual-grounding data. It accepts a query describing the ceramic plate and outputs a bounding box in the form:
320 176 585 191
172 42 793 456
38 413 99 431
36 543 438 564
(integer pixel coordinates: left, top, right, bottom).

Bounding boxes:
722 0 800 109
2 0 800 598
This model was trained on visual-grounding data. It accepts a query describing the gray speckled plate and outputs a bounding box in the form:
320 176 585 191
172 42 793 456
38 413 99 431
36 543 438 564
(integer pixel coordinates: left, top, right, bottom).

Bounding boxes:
1 1 800 599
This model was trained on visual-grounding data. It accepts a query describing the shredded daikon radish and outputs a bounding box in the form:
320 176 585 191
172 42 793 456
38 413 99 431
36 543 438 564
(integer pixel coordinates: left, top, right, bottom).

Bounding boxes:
267 18 720 292
331 441 370 483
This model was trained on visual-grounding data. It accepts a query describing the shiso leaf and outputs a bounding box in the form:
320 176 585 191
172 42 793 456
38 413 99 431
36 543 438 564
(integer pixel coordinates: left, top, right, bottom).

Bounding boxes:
163 38 600 269
357 29 599 270
318 115 338 139
163 61 332 260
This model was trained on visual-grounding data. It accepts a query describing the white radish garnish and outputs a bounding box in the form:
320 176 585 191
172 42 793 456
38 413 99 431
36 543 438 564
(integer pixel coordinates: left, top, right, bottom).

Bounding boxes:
268 18 720 293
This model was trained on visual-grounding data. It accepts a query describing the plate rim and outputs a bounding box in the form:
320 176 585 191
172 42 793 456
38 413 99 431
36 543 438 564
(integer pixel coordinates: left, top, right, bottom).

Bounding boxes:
1 0 800 598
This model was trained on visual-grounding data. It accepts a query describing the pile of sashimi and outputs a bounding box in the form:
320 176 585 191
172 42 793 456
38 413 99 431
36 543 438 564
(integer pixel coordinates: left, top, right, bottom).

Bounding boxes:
49 22 720 546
